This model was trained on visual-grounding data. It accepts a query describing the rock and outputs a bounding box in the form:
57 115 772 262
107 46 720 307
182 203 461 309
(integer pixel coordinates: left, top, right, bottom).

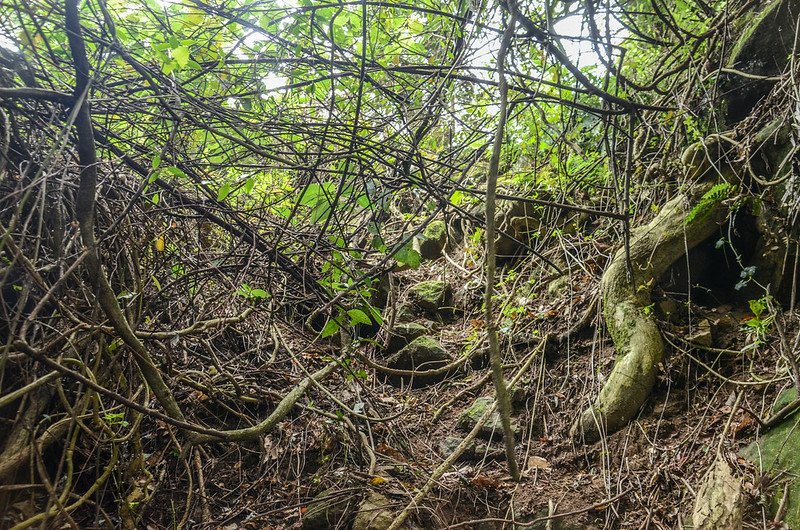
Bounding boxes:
687 319 713 348
407 280 453 315
385 322 428 354
393 304 416 323
773 387 798 413
438 436 476 460
458 396 519 440
722 0 800 124
417 220 447 260
302 488 358 530
353 493 414 530
691 457 743 530
741 388 800 527
546 275 569 298
438 435 491 461
385 336 453 387
369 272 392 309
656 298 680 322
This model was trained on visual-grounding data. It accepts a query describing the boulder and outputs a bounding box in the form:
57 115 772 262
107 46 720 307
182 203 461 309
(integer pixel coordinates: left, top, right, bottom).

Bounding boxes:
385 336 452 387
722 0 800 123
385 322 428 354
741 388 800 527
437 435 489 461
407 280 453 316
457 396 519 440
416 220 447 260
353 493 415 530
302 488 358 530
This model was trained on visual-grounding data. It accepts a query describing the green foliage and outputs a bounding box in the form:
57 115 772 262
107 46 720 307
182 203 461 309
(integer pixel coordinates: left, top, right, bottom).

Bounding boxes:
237 283 269 300
685 183 737 224
744 295 773 344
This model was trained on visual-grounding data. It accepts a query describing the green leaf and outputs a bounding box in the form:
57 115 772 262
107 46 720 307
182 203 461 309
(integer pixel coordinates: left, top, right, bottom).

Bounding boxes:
217 183 232 201
151 154 161 169
151 192 160 205
356 194 371 208
320 319 340 338
244 177 255 194
173 45 190 68
162 60 177 75
347 309 372 326
394 245 420 269
165 166 187 179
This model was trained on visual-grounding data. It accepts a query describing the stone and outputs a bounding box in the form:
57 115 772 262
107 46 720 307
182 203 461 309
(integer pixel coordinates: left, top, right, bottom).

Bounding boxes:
407 280 453 315
438 436 477 460
546 275 569 298
458 396 519 440
721 0 800 124
687 319 713 348
385 322 428 354
352 493 414 530
417 220 447 260
369 272 392 309
302 488 358 530
384 336 452 387
741 388 800 528
656 298 679 321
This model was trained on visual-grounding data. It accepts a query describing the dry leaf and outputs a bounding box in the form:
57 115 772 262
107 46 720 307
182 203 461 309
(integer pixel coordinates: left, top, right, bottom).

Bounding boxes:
527 456 551 470
471 475 502 489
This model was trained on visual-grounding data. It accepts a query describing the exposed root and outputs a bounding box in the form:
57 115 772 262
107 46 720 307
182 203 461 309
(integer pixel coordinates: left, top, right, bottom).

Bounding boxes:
572 188 730 442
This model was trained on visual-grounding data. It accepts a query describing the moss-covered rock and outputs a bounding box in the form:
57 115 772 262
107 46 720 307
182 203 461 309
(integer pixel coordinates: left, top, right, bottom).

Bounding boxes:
722 0 799 123
385 336 452 387
407 280 453 315
741 389 800 528
457 396 519 440
302 488 359 530
352 493 416 530
417 220 447 260
385 322 428 354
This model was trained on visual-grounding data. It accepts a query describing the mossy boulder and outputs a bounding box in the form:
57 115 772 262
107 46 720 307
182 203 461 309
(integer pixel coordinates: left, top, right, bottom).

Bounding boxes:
302 488 359 529
407 280 453 315
385 336 452 387
385 322 428 354
417 220 447 260
457 396 519 440
722 0 800 123
353 493 416 530
741 388 800 528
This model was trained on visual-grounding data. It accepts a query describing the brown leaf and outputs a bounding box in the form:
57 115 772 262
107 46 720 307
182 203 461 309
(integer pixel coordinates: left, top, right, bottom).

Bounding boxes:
527 456 551 470
471 475 502 489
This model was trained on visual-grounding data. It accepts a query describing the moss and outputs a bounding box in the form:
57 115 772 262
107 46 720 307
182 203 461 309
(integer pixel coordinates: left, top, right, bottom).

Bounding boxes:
741 390 800 528
573 189 730 442
385 335 452 387
418 220 447 259
408 280 453 314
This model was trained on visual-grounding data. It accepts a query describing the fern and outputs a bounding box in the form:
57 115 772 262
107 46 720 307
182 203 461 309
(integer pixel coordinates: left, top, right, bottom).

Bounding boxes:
685 182 737 225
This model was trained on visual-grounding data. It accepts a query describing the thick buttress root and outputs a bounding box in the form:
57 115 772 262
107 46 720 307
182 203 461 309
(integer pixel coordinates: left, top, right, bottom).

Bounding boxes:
572 189 728 442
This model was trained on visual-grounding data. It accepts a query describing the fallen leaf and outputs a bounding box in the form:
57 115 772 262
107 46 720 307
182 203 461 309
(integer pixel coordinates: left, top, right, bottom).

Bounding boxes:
527 456 551 470
471 475 502 489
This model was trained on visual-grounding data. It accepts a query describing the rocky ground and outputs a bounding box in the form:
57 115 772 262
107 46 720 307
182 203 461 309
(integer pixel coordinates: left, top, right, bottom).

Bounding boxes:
135 212 799 530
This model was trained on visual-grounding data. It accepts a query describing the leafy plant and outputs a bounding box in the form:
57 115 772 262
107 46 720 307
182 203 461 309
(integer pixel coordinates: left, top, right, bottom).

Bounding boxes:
685 183 737 224
744 295 773 344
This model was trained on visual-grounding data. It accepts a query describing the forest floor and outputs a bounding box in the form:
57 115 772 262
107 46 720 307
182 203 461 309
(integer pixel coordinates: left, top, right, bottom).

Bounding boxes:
136 222 790 530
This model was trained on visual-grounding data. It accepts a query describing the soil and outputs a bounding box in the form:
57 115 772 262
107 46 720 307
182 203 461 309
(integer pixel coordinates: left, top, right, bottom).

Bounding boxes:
126 230 789 530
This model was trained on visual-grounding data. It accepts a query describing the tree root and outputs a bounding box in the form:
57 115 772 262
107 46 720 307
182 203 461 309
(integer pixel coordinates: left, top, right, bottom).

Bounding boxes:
572 188 729 442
